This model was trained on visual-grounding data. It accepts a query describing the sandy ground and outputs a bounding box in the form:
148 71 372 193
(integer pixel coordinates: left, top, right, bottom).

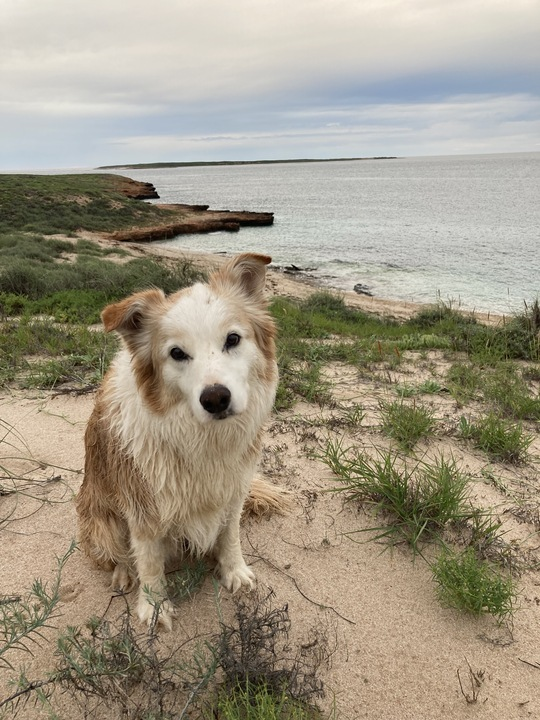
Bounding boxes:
1 242 540 719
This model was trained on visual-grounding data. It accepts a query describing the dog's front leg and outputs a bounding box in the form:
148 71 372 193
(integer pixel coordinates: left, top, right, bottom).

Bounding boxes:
215 500 255 592
130 533 176 630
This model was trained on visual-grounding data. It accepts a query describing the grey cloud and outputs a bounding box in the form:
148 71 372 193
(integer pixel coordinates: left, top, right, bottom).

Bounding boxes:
1 0 539 167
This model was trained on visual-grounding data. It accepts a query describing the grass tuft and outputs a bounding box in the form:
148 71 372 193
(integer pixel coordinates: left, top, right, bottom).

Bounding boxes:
432 547 516 622
207 680 322 719
323 443 471 553
379 399 436 451
459 414 533 464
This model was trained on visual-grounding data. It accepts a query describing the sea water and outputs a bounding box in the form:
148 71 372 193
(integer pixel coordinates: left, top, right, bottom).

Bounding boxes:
119 153 540 314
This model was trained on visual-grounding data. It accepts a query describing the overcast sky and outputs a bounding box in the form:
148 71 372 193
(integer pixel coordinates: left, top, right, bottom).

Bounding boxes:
1 0 539 170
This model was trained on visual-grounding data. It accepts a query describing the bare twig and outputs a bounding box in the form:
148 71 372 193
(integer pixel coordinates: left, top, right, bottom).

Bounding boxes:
246 535 356 625
51 384 98 397
457 657 485 704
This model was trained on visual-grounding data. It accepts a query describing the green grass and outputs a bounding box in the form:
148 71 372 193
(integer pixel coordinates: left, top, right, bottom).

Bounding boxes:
396 380 443 398
0 317 118 388
207 681 322 719
379 399 436 451
413 298 540 362
448 360 540 421
272 293 540 409
0 234 204 323
412 301 478 330
323 441 518 620
323 443 471 553
0 173 174 235
446 362 483 404
482 363 540 421
458 414 533 464
273 293 540 360
275 352 332 410
0 234 206 388
271 292 393 340
432 547 516 621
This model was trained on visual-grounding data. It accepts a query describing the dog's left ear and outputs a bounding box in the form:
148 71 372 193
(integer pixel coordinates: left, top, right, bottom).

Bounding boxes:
211 253 271 299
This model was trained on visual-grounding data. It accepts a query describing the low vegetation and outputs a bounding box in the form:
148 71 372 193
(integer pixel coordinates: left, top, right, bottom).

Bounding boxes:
1 569 326 719
379 398 436 451
459 413 533 464
322 445 471 552
0 233 203 324
432 548 516 621
0 174 171 235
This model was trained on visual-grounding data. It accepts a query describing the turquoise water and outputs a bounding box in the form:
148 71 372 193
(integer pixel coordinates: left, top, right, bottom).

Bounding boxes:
119 153 540 314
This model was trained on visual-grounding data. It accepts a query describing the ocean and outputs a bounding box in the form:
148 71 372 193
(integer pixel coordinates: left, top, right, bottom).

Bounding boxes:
116 153 540 315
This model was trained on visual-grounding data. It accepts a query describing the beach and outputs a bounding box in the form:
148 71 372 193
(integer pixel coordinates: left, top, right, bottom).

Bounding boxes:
114 237 503 325
1 240 539 719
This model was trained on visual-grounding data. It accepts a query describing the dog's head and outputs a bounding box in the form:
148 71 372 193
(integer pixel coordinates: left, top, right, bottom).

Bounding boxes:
102 253 277 422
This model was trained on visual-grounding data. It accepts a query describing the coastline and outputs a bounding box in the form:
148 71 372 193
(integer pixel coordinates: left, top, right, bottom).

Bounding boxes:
89 232 505 325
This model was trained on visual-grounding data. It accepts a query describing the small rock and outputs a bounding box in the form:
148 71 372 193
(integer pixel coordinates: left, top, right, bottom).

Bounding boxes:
353 283 373 296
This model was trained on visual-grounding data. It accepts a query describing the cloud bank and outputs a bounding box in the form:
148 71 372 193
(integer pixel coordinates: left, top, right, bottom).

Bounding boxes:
1 0 539 168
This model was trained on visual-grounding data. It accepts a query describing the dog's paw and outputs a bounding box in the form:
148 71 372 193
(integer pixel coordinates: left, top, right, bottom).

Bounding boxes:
111 564 133 593
219 561 256 593
137 595 177 631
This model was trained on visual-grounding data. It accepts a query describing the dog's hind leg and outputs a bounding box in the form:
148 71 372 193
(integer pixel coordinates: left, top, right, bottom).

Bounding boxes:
76 493 133 585
77 408 134 588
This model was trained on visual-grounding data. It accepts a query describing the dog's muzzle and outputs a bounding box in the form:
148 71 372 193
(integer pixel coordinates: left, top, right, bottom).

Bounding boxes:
199 384 232 419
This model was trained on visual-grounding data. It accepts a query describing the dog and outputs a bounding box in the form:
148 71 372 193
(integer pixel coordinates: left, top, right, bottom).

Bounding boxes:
76 253 285 629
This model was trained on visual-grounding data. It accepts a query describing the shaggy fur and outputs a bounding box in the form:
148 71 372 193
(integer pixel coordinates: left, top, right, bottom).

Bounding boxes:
76 253 284 628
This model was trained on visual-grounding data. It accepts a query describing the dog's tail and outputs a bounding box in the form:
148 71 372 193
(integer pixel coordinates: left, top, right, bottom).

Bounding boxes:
244 476 292 518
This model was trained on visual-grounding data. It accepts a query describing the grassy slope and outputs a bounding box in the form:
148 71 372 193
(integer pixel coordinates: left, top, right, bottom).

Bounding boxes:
0 173 176 234
0 175 204 385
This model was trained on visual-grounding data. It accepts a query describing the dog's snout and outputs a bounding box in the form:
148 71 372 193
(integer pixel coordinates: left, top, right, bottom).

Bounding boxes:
200 384 232 415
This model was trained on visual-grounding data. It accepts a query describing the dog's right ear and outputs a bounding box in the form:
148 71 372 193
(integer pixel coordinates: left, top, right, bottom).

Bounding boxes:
102 289 167 339
102 290 169 413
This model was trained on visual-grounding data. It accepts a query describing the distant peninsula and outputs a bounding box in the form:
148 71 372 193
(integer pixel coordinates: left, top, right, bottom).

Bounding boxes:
98 157 397 170
0 173 273 241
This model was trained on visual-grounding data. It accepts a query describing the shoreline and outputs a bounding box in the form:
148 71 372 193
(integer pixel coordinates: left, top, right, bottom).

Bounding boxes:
90 232 505 326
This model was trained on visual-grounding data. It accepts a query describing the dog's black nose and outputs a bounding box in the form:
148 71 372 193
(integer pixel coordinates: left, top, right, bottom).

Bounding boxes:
200 384 232 415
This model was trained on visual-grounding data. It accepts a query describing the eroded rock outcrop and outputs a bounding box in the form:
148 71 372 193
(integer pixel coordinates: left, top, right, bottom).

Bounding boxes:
110 176 160 200
108 204 274 242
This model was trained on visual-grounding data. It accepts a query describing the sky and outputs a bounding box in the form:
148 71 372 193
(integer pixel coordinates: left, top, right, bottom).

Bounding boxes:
1 0 539 170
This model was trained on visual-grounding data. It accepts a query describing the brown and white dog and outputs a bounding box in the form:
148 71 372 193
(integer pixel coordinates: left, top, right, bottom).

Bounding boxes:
76 253 283 628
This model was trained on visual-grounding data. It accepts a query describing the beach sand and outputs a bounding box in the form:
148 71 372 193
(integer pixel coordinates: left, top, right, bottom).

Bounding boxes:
1 241 539 719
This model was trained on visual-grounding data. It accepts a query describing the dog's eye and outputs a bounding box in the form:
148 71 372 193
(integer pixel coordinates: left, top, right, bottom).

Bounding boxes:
170 346 189 362
225 332 241 350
